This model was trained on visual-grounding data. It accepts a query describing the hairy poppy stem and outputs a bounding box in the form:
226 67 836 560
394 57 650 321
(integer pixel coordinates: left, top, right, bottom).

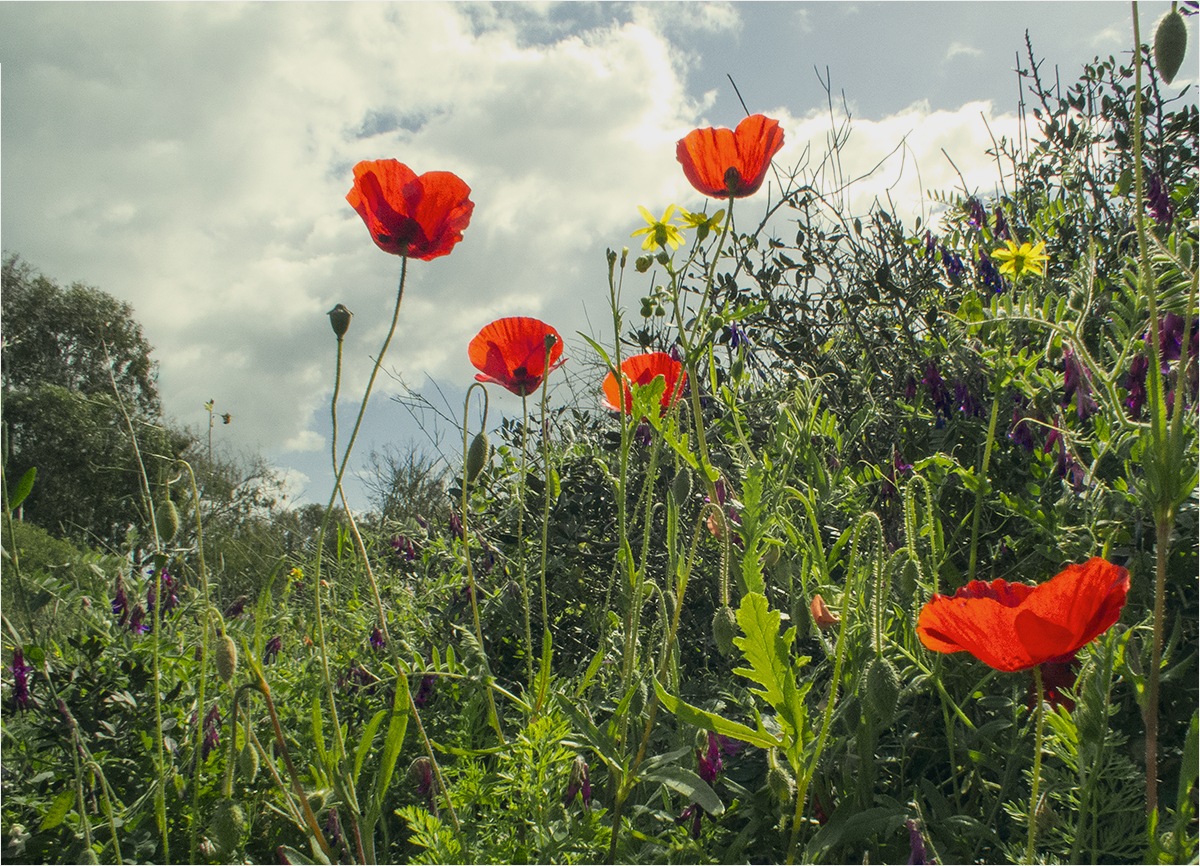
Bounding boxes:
518 394 534 688
1026 666 1046 864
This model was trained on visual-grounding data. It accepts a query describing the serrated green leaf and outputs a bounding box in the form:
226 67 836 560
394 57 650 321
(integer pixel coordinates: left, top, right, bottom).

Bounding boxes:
733 592 805 739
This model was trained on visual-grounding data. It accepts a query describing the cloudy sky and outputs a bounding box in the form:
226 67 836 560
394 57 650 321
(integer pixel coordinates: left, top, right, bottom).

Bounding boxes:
2 1 1192 509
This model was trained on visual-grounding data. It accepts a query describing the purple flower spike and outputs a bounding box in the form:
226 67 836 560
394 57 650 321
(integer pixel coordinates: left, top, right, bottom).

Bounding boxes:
414 674 435 708
906 818 928 865
992 206 1010 240
263 635 283 665
966 197 986 228
369 627 386 651
1125 354 1149 418
1146 171 1175 226
1062 347 1098 420
10 648 33 711
697 732 723 784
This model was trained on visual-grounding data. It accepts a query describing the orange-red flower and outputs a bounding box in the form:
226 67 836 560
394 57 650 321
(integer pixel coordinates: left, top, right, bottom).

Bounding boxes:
676 114 785 199
346 159 474 260
469 317 564 397
916 558 1129 672
601 352 686 416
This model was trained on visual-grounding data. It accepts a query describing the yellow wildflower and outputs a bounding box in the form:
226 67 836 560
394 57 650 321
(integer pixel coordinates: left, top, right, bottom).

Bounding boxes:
992 240 1048 279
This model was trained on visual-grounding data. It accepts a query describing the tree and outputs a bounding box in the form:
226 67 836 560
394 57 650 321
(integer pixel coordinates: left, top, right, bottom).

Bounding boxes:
1 255 191 546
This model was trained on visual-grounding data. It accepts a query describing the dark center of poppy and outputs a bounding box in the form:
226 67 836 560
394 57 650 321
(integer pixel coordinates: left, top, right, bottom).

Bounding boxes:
724 166 743 193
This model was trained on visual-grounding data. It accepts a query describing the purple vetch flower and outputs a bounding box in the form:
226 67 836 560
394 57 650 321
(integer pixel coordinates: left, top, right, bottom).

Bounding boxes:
966 197 986 229
669 343 685 363
414 674 435 708
147 569 179 616
408 757 436 809
129 604 150 635
634 421 653 448
1008 401 1039 451
923 231 939 257
9 648 33 711
977 253 1006 294
941 246 966 281
369 627 386 651
564 755 592 809
906 818 928 865
954 380 982 418
697 732 723 784
715 735 746 757
1044 424 1086 492
202 704 222 759
676 804 706 839
922 361 951 415
263 635 282 665
903 375 918 402
448 512 464 541
992 206 1010 240
390 534 419 563
223 596 248 619
726 323 750 351
1126 354 1149 418
1062 347 1098 420
325 808 343 852
882 448 913 502
1146 171 1175 226
112 582 129 626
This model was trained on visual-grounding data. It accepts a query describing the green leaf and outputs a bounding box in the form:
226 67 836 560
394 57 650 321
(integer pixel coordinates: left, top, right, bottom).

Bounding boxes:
732 592 805 741
557 694 625 772
370 692 409 816
641 764 725 816
631 376 667 425
353 710 387 785
652 678 781 749
1178 711 1199 809
8 466 36 512
40 788 75 831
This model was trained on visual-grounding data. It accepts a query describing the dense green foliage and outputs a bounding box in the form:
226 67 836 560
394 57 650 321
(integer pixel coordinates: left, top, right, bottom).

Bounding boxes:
2 30 1197 866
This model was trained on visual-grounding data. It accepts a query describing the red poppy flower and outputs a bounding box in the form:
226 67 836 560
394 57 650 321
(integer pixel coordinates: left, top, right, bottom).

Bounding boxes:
469 317 564 396
601 352 686 415
810 594 840 632
916 558 1129 672
676 114 785 199
346 159 474 260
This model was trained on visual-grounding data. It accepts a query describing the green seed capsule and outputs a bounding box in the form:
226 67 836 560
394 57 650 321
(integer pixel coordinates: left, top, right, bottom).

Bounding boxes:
215 634 238 684
238 744 259 782
671 467 692 504
1154 10 1188 85
767 749 796 804
465 431 489 483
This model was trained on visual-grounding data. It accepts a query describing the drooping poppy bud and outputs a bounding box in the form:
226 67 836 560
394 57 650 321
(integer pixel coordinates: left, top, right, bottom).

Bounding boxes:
215 633 239 684
862 655 902 724
712 606 738 657
810 594 840 632
209 799 247 859
1154 9 1188 85
465 431 489 483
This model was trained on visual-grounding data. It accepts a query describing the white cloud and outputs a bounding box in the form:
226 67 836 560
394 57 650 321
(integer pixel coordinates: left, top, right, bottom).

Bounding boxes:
946 41 984 61
0 2 1040 503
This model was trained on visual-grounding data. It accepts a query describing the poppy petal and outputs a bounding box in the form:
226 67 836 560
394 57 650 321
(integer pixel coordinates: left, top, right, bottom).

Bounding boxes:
468 317 564 396
347 160 473 260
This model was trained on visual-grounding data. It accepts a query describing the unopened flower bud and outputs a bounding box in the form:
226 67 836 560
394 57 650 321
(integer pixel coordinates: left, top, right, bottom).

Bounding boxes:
863 655 901 725
766 749 795 804
328 304 353 339
1154 9 1188 85
465 431 489 483
215 633 238 684
712 606 739 657
157 496 179 542
209 798 247 858
671 467 692 504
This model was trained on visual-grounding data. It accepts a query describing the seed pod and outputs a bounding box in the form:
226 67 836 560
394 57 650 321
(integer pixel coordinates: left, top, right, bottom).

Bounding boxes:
1154 9 1188 85
210 798 247 858
465 431 489 483
712 606 739 657
766 749 796 805
156 496 179 542
863 655 902 725
761 544 781 569
215 634 238 684
238 743 259 782
671 467 692 504
327 304 353 339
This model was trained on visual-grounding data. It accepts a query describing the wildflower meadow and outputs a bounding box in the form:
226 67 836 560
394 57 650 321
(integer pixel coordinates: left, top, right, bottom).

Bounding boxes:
2 6 1197 865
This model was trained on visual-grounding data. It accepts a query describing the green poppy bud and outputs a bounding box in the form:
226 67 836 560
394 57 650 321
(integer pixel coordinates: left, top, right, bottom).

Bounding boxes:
157 496 179 542
671 467 692 504
766 749 796 804
1154 9 1188 85
215 634 238 684
712 606 739 657
863 655 901 725
238 743 259 782
210 798 247 858
465 431 489 483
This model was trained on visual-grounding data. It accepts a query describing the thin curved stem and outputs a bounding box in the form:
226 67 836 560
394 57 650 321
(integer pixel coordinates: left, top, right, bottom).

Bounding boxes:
1026 666 1046 864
